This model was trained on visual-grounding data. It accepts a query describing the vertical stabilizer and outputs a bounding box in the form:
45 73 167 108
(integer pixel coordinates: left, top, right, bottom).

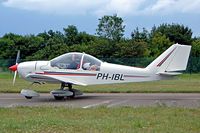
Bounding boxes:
146 43 191 74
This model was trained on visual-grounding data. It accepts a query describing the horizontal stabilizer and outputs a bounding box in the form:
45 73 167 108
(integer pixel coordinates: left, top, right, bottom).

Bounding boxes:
158 72 182 76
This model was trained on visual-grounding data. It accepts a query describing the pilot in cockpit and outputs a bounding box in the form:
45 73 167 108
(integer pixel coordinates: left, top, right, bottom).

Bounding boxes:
67 54 79 69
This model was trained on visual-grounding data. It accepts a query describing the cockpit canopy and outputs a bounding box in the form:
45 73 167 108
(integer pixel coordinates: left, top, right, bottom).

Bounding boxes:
50 52 102 71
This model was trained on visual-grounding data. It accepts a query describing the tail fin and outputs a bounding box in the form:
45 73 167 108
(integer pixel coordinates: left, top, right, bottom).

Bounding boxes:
146 43 191 75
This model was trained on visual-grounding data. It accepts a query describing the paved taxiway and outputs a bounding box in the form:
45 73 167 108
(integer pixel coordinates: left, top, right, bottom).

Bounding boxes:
0 93 200 108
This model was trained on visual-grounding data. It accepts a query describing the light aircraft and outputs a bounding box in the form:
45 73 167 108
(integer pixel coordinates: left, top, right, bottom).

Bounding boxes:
9 43 191 100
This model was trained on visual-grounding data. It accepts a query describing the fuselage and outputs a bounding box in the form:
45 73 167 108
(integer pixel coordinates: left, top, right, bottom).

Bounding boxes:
17 60 167 85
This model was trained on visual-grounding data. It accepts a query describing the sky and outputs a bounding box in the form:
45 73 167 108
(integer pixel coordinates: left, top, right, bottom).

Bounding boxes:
0 0 200 38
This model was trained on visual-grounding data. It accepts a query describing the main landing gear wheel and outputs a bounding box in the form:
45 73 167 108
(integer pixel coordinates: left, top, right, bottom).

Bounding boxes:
51 83 83 100
54 96 64 100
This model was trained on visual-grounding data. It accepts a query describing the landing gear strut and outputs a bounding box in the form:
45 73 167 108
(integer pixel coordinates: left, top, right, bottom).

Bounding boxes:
51 83 83 100
66 83 75 98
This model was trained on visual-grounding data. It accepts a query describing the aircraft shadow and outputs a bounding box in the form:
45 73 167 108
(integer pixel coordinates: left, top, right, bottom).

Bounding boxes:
32 95 100 102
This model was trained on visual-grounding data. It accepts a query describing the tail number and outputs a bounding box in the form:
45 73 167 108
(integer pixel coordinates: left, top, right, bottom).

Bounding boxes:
96 73 124 81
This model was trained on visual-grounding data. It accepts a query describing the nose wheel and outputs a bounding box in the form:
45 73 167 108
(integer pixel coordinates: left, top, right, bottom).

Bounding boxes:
25 96 33 99
21 82 41 99
21 89 40 99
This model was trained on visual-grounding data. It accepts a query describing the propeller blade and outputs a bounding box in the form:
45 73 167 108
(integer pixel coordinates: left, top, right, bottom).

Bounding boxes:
16 50 20 64
13 71 17 86
12 50 20 86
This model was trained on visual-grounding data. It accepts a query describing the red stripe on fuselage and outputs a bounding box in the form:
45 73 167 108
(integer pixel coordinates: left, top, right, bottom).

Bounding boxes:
35 72 97 76
124 75 149 78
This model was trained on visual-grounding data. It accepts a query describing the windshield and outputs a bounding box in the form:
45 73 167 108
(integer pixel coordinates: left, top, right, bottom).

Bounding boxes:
50 52 102 71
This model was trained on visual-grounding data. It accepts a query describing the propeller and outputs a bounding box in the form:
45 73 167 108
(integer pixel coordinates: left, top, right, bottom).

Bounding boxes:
9 50 20 85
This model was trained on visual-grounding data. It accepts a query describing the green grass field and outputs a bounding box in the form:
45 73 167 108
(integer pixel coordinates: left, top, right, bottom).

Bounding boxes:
0 106 200 133
0 72 200 93
1 73 200 133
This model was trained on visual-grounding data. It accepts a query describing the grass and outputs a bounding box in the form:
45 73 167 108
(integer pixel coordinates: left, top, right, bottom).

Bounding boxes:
0 72 200 93
1 73 200 133
0 106 199 133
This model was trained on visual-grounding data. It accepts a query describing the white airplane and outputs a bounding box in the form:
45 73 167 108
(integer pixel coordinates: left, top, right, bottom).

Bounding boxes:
9 43 191 100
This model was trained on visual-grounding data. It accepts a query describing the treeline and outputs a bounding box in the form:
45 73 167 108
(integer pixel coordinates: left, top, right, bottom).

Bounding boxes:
0 14 200 62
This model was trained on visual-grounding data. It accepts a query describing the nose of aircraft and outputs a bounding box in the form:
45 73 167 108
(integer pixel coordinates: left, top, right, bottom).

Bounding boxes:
9 64 18 72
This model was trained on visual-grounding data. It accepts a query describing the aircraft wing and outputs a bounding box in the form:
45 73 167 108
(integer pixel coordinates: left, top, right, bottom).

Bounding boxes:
26 74 87 86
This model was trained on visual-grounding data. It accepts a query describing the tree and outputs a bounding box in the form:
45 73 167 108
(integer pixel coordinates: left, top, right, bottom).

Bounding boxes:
0 38 15 59
76 32 95 45
96 14 125 42
131 27 149 42
192 38 200 57
1 33 25 59
150 32 172 57
151 23 192 45
87 38 112 58
63 25 78 45
26 30 66 60
188 38 200 72
115 40 149 58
